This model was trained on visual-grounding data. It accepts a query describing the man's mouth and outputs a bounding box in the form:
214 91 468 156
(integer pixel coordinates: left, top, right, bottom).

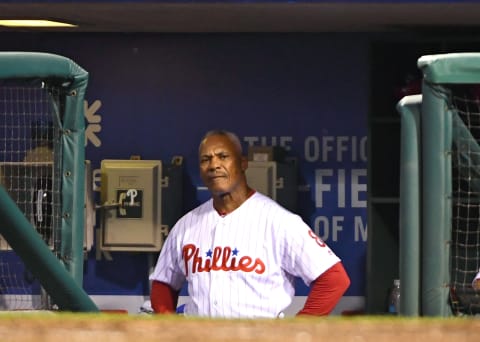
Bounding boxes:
208 174 226 182
210 175 224 180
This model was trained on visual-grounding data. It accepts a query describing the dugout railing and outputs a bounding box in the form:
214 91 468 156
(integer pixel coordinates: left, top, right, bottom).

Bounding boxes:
0 52 98 312
397 53 480 317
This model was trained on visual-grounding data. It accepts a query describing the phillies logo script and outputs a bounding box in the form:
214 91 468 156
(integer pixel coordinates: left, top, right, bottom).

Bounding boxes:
182 244 266 276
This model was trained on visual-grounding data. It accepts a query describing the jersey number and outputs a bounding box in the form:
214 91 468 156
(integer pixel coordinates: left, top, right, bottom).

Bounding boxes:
308 230 326 247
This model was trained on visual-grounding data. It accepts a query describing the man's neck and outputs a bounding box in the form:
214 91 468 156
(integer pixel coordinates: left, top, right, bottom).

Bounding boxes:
213 187 254 216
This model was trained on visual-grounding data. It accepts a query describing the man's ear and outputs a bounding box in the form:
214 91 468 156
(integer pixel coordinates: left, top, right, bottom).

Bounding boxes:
241 156 248 172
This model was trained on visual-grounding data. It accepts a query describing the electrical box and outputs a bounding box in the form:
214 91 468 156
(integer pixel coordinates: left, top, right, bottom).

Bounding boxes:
245 161 278 201
161 156 184 233
246 146 298 212
100 159 165 252
248 146 286 162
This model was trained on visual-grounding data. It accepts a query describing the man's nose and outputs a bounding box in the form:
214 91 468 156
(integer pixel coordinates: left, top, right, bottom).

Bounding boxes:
209 157 220 169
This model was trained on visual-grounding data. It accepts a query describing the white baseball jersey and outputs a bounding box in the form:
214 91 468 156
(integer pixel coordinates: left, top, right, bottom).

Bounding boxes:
149 191 341 318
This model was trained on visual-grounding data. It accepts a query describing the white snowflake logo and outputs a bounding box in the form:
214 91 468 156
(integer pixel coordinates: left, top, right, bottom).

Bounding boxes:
84 100 102 147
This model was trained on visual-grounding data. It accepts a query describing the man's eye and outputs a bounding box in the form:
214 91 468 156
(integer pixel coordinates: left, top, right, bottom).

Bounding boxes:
219 154 228 159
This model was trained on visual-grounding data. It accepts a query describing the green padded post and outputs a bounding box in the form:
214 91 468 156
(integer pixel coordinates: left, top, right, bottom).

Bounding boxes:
60 69 88 286
0 186 98 312
418 53 480 84
0 51 94 311
420 82 452 317
416 52 480 317
397 94 422 316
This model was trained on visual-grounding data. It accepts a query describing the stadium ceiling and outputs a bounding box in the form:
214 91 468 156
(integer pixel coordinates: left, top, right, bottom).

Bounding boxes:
0 2 479 33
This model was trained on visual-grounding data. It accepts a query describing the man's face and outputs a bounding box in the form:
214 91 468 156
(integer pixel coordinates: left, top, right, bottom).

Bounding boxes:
199 134 247 196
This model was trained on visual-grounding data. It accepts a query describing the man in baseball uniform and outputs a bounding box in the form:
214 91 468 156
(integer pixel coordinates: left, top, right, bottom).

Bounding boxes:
149 130 350 318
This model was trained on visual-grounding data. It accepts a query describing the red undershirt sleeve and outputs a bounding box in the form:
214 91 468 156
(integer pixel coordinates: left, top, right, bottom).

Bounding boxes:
150 280 180 314
297 262 351 316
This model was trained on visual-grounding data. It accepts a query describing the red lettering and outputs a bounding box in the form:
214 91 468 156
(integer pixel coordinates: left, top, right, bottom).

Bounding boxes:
230 257 239 271
239 256 254 271
197 257 211 273
308 229 326 247
221 247 232 271
182 244 266 275
211 247 222 271
183 244 196 276
191 249 203 273
254 259 266 274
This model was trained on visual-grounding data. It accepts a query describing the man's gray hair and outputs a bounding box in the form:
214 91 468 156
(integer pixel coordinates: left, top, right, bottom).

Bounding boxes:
199 130 243 154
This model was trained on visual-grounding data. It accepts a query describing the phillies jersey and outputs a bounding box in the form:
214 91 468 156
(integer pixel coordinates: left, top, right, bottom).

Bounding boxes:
149 191 341 318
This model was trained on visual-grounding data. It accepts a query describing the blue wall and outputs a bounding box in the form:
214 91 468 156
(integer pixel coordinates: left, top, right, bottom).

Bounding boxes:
0 32 369 304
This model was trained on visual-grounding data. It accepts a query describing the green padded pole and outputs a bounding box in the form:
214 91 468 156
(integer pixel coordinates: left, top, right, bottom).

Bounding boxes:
61 83 87 286
0 186 98 312
418 53 480 84
397 94 422 316
421 82 452 317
